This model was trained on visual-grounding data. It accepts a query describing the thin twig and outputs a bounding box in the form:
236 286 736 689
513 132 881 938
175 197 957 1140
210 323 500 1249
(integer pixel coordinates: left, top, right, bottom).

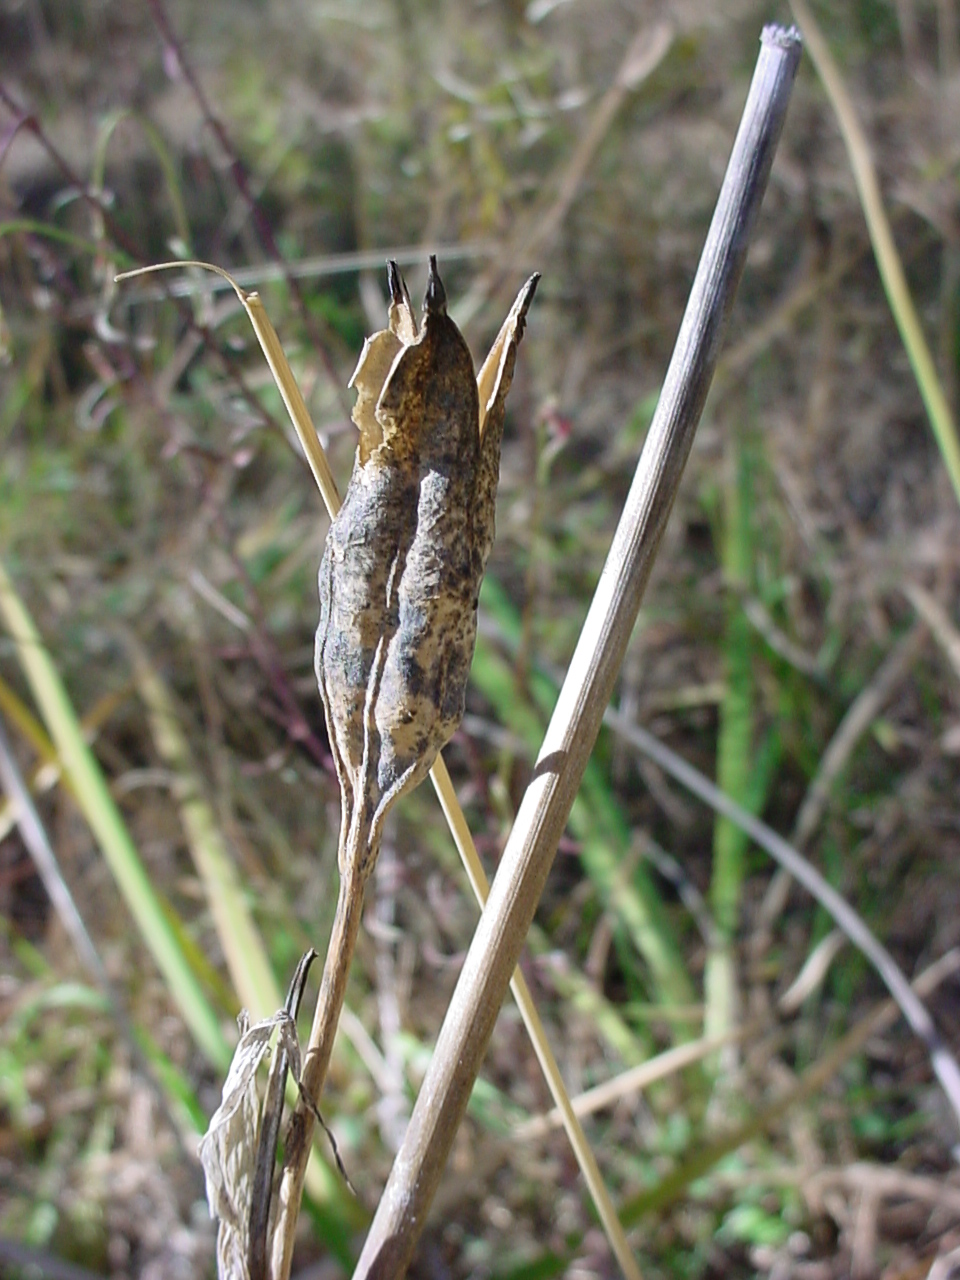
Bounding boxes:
117 241 498 301
807 1164 960 1216
515 1025 750 1141
352 26 803 1279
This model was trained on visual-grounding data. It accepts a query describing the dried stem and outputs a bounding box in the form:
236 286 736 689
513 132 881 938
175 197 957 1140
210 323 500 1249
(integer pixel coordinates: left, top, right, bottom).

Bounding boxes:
352 26 803 1279
268 862 366 1280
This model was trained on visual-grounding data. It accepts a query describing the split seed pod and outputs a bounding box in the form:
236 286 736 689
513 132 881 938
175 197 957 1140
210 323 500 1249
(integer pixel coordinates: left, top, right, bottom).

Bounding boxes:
316 258 538 884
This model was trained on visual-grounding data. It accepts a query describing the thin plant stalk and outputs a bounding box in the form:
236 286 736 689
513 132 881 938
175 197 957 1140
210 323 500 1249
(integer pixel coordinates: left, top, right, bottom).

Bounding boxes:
352 27 803 1279
428 756 643 1280
790 0 960 506
117 262 644 1279
705 433 757 1050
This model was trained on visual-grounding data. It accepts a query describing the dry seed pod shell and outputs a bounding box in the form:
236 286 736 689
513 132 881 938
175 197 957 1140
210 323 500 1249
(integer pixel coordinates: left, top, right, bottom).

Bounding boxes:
315 259 537 882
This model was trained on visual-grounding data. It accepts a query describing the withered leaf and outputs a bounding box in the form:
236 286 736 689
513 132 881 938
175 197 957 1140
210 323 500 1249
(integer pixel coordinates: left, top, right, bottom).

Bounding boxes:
316 257 538 883
199 1009 302 1280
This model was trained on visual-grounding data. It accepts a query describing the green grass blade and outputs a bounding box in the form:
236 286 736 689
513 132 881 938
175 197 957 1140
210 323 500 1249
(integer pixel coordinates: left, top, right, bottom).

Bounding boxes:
0 557 230 1069
0 218 133 262
93 110 192 252
476 577 694 1011
704 436 756 1046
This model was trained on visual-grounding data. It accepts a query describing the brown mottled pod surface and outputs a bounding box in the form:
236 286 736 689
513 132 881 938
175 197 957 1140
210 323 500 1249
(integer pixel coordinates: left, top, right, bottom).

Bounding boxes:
316 257 538 885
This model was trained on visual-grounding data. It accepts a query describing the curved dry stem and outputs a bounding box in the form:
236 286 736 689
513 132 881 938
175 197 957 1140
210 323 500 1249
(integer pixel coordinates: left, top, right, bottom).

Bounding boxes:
116 261 342 516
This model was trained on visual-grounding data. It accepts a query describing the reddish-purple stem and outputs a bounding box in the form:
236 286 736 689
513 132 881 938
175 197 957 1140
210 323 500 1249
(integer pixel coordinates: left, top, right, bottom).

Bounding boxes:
144 0 352 420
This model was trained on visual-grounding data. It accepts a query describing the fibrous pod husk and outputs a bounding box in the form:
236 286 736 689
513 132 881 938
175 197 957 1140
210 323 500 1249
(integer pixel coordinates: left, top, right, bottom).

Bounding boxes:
316 257 538 884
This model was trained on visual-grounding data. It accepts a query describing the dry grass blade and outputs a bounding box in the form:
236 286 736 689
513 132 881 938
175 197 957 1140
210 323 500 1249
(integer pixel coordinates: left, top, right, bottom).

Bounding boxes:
116 242 497 300
352 26 803 1279
515 1026 747 1141
130 637 283 1023
789 0 960 506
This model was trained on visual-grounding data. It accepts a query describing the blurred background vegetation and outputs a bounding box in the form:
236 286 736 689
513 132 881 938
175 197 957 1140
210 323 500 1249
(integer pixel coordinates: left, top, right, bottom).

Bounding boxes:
2 1 960 1277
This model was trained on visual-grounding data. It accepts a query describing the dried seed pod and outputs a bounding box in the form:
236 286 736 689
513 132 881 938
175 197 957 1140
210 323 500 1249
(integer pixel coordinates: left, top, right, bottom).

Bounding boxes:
315 257 538 884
